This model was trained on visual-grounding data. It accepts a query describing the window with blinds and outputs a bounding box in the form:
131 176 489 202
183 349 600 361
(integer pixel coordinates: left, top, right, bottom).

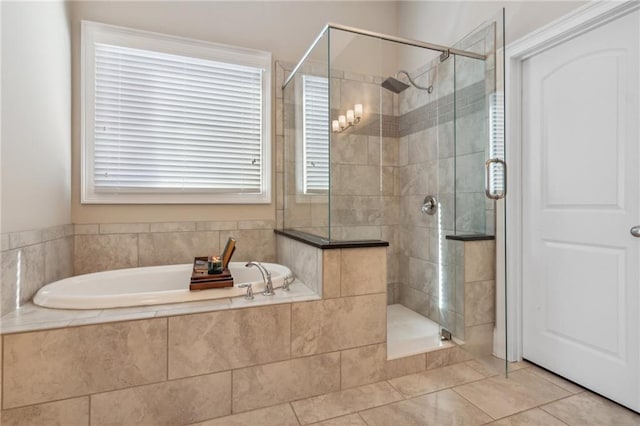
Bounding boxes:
302 75 329 194
81 21 271 204
489 91 505 195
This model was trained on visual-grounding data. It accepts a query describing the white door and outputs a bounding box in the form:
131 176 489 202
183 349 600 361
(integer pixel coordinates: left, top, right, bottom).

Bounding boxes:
522 9 640 411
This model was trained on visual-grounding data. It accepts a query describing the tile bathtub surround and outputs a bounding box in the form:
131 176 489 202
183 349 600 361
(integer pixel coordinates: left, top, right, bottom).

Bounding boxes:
168 304 291 379
232 352 341 413
90 372 231 426
291 293 387 357
0 224 73 317
3 318 168 408
74 220 277 275
1 220 278 316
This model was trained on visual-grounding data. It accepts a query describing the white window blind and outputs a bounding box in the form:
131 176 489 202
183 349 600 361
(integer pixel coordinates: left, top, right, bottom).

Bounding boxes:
302 75 329 193
489 91 505 195
82 21 271 204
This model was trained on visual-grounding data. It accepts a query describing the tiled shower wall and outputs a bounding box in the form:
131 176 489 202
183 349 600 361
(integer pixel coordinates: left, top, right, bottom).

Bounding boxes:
394 26 496 332
279 42 495 336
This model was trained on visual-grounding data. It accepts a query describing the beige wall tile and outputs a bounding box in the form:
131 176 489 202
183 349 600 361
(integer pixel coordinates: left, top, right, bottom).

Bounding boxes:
190 403 299 426
291 293 386 357
168 304 291 379
196 221 238 231
341 247 386 296
465 280 495 326
385 353 426 379
9 229 42 249
41 224 67 242
44 236 73 283
322 249 342 299
73 224 98 235
138 231 219 267
291 381 402 425
3 318 167 408
1 243 46 315
91 372 231 426
341 344 386 389
238 220 276 230
99 223 150 234
426 346 474 370
150 221 196 232
219 229 276 263
282 238 320 293
232 352 340 413
464 323 494 356
464 240 495 282
276 234 290 265
1 397 89 426
74 234 138 274
1 250 19 316
1 233 9 251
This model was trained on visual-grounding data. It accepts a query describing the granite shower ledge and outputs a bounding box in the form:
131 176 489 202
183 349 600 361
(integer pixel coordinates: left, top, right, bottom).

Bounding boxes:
445 234 495 242
275 229 389 249
0 280 318 335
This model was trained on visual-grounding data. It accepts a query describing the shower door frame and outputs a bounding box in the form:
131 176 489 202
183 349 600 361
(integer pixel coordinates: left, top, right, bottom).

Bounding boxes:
282 23 485 90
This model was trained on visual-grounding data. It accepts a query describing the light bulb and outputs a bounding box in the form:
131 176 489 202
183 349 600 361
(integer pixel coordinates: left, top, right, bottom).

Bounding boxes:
354 104 363 119
346 110 355 124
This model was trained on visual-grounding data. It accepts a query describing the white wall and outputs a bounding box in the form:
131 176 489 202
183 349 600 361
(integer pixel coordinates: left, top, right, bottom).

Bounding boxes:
397 1 586 70
1 1 71 233
68 1 398 224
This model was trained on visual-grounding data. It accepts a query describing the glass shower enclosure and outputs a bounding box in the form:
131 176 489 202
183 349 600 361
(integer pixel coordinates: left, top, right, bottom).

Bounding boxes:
280 17 506 364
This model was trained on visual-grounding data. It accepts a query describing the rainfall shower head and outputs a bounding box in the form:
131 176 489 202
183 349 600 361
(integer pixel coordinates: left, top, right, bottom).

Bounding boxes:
381 77 411 94
381 70 433 94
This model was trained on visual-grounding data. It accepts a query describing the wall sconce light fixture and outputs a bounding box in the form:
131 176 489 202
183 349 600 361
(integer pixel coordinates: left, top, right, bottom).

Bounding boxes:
332 104 363 133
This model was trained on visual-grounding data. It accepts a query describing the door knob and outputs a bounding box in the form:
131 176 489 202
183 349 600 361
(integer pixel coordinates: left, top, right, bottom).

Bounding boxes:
631 226 640 238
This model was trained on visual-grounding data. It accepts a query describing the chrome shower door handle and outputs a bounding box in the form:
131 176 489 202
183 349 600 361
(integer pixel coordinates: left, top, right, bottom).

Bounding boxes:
631 226 640 238
485 158 507 200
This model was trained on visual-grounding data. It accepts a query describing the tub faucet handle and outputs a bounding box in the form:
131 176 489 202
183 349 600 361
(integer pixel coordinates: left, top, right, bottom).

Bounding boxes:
282 273 295 292
238 283 254 300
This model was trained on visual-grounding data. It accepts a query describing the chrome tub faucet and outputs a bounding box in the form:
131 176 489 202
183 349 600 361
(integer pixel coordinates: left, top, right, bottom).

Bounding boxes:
245 261 275 296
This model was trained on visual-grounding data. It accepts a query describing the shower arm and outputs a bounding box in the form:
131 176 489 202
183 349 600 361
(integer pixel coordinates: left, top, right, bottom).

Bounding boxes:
396 70 433 92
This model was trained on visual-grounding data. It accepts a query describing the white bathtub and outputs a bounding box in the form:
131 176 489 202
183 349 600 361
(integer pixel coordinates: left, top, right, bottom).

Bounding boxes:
33 262 293 310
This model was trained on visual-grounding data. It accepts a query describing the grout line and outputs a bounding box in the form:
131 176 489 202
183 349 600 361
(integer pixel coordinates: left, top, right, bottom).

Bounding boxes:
289 402 303 425
539 403 572 426
165 317 169 380
384 378 404 398
357 412 370 425
338 350 342 389
229 369 234 415
450 386 496 421
88 394 92 426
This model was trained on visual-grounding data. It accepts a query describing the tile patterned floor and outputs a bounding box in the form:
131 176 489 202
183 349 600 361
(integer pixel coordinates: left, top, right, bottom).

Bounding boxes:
191 356 640 426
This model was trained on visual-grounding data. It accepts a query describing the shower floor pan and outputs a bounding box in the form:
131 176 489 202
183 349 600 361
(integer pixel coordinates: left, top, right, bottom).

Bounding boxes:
387 304 454 360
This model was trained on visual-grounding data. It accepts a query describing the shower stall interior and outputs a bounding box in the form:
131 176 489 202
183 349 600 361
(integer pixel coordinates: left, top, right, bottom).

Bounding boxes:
280 14 506 362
